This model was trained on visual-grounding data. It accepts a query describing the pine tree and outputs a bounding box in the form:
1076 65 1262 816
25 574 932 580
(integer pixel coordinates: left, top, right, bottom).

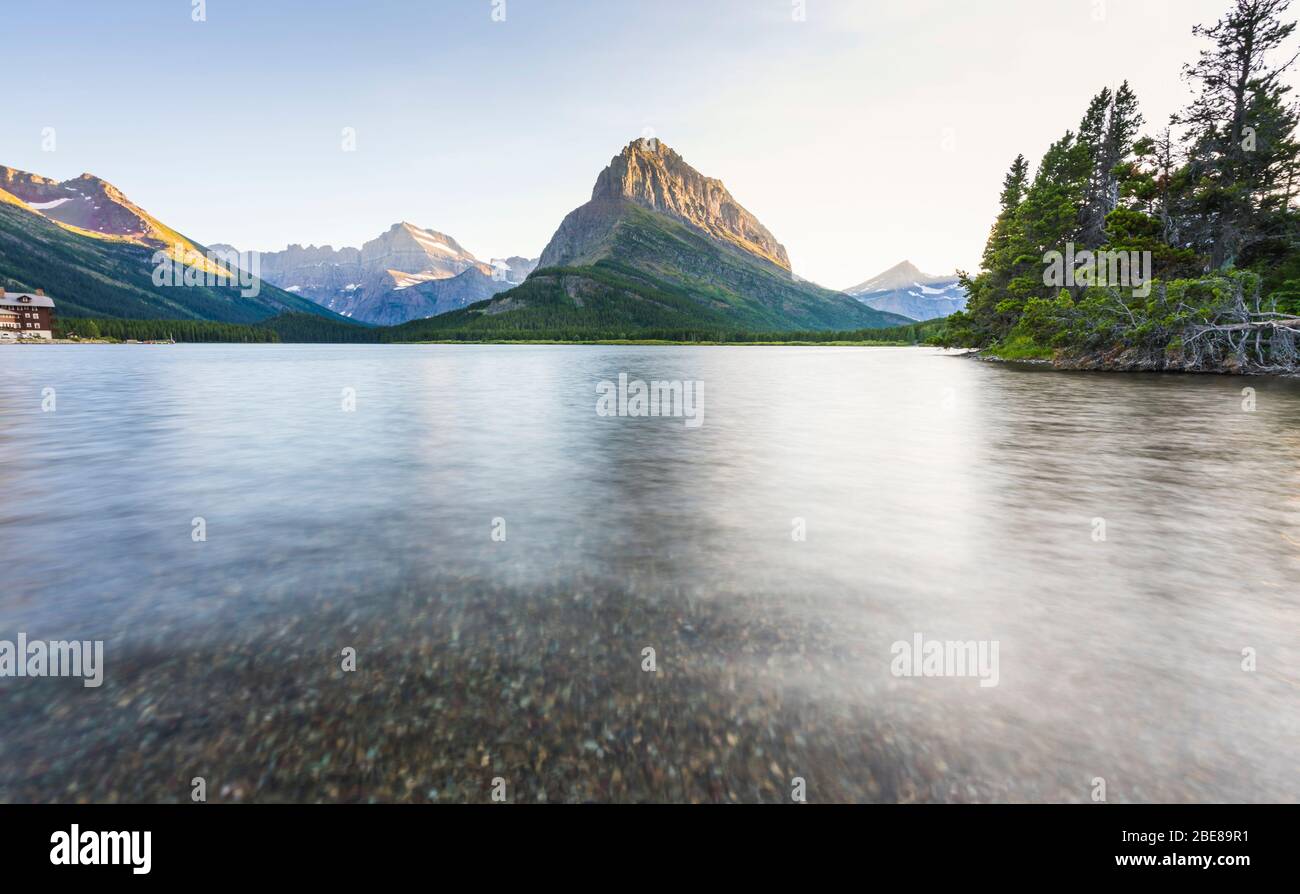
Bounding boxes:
1075 84 1147 245
1016 131 1092 262
1101 82 1145 216
1078 89 1114 243
1129 128 1185 245
980 154 1030 271
1174 0 1300 267
945 0 1300 363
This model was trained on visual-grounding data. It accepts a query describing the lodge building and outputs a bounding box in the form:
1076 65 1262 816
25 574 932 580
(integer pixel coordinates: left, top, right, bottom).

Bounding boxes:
0 288 56 339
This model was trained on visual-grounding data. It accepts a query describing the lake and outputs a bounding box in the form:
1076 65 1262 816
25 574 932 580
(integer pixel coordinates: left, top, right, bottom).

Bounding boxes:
0 344 1297 802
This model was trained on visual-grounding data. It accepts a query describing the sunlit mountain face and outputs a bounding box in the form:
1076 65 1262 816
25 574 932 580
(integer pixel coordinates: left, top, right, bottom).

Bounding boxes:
0 163 336 322
419 138 913 335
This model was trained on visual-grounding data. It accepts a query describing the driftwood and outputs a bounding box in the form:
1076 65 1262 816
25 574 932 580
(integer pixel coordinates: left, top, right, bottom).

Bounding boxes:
1180 279 1300 372
1187 320 1300 331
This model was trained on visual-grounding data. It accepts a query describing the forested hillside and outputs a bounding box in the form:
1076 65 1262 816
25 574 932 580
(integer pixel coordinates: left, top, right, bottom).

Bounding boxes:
945 0 1300 372
0 190 338 323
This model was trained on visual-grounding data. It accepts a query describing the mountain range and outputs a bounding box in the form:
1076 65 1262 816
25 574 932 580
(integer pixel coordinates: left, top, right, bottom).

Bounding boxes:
1 141 950 334
220 225 537 326
843 260 967 321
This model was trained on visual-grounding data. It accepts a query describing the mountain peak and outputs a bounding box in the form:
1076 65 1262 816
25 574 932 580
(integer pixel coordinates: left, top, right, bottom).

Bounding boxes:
886 259 924 277
845 260 956 296
623 135 671 156
246 220 535 325
544 137 791 270
610 137 695 174
0 164 179 245
841 259 968 320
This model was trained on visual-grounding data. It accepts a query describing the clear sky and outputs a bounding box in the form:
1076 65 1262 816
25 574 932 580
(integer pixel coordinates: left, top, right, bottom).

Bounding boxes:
2 0 1276 289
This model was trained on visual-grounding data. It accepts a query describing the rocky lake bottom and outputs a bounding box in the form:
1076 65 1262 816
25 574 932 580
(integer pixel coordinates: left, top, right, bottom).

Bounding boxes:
1 344 1297 803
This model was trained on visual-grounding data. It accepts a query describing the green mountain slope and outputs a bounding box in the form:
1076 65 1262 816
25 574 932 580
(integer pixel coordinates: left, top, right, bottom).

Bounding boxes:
400 204 911 337
0 190 339 323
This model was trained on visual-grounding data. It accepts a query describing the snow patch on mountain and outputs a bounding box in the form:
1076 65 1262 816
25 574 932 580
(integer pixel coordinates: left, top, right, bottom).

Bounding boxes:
843 260 967 322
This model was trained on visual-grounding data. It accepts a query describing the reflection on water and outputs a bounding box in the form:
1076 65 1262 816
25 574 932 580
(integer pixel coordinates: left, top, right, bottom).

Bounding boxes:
0 344 1297 802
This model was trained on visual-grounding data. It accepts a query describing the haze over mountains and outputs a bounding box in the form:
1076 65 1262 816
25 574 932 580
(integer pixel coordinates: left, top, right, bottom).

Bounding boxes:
217 225 537 326
844 260 967 322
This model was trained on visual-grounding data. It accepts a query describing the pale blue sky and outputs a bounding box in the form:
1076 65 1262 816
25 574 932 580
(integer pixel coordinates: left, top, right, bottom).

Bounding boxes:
2 0 1276 288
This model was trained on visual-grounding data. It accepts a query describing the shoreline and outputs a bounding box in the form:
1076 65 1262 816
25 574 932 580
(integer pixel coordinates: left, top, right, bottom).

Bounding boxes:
2 338 171 346
13 338 927 348
406 339 924 347
971 349 1300 377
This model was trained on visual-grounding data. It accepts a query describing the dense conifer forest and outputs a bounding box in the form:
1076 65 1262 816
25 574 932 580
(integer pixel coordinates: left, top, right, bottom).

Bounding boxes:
942 0 1300 372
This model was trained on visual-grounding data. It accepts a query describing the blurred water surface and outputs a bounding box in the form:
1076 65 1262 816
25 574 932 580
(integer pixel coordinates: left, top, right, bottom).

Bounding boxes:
0 344 1296 802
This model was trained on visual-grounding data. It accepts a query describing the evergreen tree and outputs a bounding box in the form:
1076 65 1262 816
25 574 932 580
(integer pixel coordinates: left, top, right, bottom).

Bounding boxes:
1016 131 1092 263
1174 0 1300 267
1128 127 1185 246
941 0 1300 369
1078 88 1114 243
1076 83 1146 245
1101 82 1145 216
980 154 1030 271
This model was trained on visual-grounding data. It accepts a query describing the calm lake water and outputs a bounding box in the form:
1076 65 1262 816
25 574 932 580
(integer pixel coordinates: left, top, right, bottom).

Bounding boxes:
0 344 1297 803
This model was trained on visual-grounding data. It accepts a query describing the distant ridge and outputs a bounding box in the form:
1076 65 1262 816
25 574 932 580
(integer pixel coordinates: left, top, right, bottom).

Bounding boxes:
247 223 536 326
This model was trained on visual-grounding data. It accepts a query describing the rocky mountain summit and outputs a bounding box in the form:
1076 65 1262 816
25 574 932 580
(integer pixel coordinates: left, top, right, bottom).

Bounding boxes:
539 138 791 271
1 166 154 241
0 164 221 267
249 223 536 325
427 138 910 334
